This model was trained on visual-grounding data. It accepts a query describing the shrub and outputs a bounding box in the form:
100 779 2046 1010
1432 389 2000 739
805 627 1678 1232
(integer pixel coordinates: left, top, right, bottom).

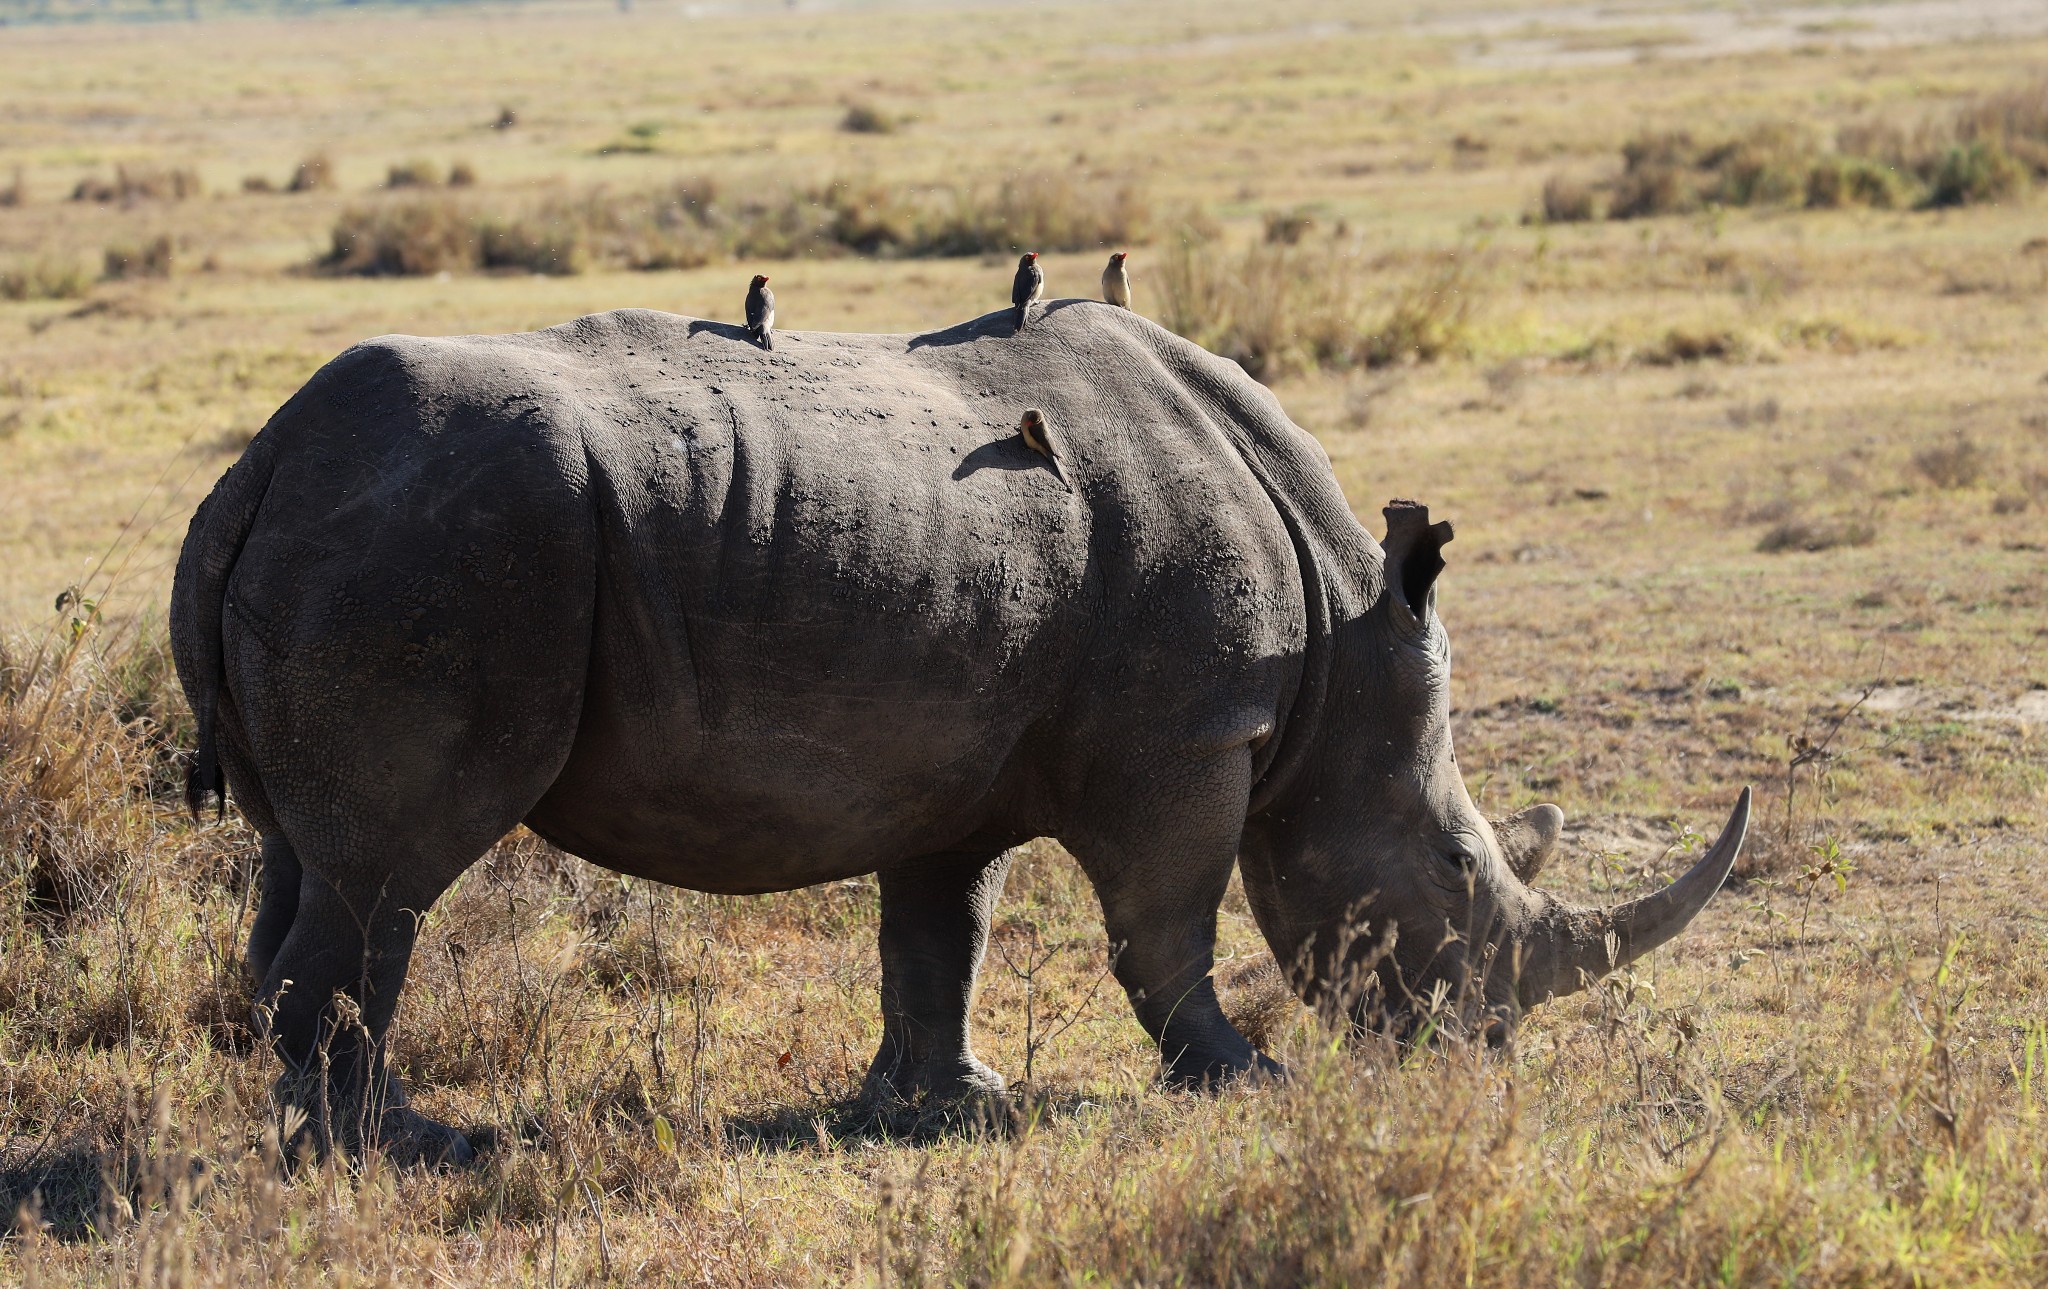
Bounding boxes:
1697 122 1815 206
447 161 478 188
1639 326 1749 365
1539 173 1599 222
1912 434 1988 489
0 168 24 208
1923 140 2027 208
1263 208 1320 244
71 164 202 204
0 257 92 302
1757 517 1878 553
102 235 174 281
479 215 581 275
839 102 898 135
1608 131 1698 217
322 199 477 276
918 170 1151 256
1805 156 1904 209
240 174 276 194
1157 233 1479 380
386 158 444 189
599 121 668 155
287 153 334 193
1359 255 1478 368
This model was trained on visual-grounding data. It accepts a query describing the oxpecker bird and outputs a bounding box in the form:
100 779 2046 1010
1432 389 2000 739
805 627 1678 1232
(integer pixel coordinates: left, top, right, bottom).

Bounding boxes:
1101 251 1132 309
744 274 775 350
1010 252 1043 330
1017 408 1067 487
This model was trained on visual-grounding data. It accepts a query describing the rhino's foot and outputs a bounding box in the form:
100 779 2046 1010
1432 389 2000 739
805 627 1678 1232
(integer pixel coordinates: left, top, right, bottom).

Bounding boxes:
862 1051 1007 1107
375 1105 478 1169
1161 1047 1288 1092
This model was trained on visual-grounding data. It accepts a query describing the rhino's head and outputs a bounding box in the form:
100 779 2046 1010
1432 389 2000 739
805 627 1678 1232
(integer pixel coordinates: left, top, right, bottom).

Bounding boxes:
1237 501 1749 1039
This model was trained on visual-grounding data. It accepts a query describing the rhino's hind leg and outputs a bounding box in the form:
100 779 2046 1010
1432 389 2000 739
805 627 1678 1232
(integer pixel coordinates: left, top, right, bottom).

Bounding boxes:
863 847 1013 1104
245 833 302 986
259 861 473 1167
1066 748 1284 1089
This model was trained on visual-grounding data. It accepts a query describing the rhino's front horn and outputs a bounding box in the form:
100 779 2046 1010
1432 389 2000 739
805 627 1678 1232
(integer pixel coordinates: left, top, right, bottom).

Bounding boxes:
1520 787 1751 1003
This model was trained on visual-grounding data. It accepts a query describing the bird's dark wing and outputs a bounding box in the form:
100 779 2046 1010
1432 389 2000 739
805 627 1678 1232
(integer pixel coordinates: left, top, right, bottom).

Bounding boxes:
746 290 773 331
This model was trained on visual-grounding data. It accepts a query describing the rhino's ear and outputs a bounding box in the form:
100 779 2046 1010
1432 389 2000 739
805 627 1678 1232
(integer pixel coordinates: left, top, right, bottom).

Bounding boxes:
1381 500 1455 619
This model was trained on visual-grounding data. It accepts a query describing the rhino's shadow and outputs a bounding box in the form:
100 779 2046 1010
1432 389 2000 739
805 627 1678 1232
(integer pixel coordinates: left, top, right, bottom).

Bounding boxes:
1 1138 128 1242
723 1087 1120 1154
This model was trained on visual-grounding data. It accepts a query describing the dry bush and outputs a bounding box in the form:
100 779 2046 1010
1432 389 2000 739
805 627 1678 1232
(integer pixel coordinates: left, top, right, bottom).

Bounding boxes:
1159 234 1479 380
322 198 478 276
1912 434 1989 489
1803 155 1905 209
386 158 444 189
580 179 724 271
239 174 275 194
1538 172 1599 222
0 257 92 302
1724 397 1779 428
101 235 174 281
1608 131 1704 217
1756 515 1878 553
1922 139 2028 208
70 164 202 205
914 170 1151 256
0 167 24 208
478 213 583 275
1 615 192 917
1638 325 1750 365
1262 207 1320 244
286 153 333 193
839 101 899 134
447 160 477 188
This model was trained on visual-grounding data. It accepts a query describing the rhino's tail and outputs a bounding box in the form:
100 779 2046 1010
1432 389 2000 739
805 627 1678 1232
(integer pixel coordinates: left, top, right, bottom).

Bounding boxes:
170 433 278 819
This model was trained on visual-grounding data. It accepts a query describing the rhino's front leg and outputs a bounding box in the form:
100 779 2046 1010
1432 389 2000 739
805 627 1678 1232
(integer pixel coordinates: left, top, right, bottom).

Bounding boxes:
1069 749 1284 1088
863 847 1013 1103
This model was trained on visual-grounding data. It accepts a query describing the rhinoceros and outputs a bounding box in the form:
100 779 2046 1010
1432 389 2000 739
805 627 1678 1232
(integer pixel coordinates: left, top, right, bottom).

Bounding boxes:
171 301 1748 1164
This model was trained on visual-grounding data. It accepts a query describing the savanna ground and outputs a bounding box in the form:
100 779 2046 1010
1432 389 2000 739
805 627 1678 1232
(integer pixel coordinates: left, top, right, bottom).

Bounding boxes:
3 0 2048 1282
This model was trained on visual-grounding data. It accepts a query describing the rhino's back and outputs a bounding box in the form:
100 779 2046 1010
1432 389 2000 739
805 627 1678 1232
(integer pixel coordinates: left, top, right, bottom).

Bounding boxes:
232 306 1310 891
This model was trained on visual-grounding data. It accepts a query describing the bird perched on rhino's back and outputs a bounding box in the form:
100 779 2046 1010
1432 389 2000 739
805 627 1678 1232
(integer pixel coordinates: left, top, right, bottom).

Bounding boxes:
745 274 775 350
1010 252 1043 330
1101 251 1131 309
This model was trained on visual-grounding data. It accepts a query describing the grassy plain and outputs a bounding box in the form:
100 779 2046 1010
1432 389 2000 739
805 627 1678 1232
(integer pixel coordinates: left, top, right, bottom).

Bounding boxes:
3 0 2048 1283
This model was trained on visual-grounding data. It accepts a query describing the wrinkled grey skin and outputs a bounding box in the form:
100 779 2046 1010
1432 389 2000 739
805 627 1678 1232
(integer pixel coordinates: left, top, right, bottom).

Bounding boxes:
171 302 1747 1165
